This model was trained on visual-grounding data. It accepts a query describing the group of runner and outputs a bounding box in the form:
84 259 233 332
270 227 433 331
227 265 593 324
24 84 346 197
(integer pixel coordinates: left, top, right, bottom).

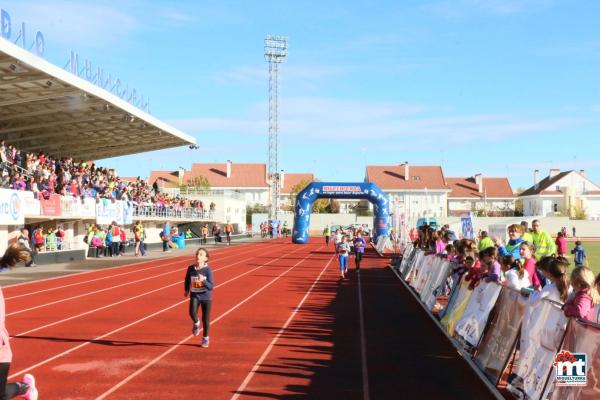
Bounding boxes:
323 225 367 278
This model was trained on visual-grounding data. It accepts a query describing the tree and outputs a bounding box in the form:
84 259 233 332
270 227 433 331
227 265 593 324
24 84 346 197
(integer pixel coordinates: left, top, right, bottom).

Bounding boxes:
289 179 311 209
572 205 587 220
185 175 210 189
246 203 269 225
514 187 525 217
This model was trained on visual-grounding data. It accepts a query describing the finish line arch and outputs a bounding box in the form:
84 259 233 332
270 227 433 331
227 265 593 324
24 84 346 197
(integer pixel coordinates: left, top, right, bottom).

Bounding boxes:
292 182 389 244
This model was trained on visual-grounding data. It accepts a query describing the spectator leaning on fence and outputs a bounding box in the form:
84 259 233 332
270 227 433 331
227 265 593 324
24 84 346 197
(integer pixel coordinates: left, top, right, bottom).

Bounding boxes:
529 256 570 304
562 266 599 322
531 219 557 260
519 242 542 290
501 255 530 290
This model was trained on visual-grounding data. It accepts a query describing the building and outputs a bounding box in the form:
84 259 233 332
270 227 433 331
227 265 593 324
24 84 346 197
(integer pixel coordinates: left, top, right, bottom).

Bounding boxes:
150 162 314 211
519 169 600 219
365 162 451 220
447 174 515 216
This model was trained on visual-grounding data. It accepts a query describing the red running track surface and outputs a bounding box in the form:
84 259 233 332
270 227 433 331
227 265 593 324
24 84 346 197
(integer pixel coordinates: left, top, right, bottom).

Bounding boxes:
4 239 497 399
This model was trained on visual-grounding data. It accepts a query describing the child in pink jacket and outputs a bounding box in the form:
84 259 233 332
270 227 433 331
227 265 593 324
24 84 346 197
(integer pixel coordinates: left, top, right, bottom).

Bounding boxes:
563 266 599 321
0 246 39 399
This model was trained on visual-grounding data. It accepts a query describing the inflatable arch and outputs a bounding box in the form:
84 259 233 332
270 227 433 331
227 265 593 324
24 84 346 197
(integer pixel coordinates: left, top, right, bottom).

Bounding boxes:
292 182 389 244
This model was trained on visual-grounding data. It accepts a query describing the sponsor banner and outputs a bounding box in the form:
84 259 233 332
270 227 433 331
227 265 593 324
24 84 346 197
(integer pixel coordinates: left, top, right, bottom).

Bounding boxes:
322 185 363 195
474 287 526 383
96 199 125 225
461 212 475 239
455 282 502 346
0 188 24 225
411 254 435 293
123 200 133 225
20 191 40 217
60 196 95 218
440 279 473 337
402 248 423 280
422 258 452 310
39 193 62 216
549 321 600 400
507 299 568 400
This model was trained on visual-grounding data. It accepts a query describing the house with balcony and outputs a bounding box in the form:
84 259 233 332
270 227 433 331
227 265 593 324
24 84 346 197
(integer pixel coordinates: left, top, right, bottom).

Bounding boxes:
447 174 515 216
519 169 600 219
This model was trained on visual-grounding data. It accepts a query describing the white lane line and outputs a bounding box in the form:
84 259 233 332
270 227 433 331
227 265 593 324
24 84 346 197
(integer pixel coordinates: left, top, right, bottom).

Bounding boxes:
12 244 291 337
94 246 327 400
5 241 274 299
8 243 307 379
7 242 284 315
357 270 370 400
3 239 272 289
230 252 336 400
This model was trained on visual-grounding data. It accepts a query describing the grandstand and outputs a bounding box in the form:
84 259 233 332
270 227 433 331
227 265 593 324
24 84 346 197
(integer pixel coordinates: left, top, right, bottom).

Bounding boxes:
0 36 236 263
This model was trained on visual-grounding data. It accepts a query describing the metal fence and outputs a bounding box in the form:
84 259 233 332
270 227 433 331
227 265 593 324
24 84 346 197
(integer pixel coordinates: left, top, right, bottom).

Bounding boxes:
132 205 215 220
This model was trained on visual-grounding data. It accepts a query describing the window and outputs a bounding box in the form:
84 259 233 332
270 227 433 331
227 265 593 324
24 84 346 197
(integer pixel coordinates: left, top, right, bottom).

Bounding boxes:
554 203 558 212
412 176 421 181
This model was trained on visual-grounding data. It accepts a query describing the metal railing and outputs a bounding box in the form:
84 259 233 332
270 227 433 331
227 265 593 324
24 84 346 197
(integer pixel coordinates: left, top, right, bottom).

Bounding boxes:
161 187 246 201
132 205 215 220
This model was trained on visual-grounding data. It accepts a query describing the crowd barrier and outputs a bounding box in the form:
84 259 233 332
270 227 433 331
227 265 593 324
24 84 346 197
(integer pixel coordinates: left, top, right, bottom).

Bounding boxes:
392 244 600 400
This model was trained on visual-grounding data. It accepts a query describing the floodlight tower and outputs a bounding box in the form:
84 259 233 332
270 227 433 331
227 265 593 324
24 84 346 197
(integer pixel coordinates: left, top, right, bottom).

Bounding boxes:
264 35 288 221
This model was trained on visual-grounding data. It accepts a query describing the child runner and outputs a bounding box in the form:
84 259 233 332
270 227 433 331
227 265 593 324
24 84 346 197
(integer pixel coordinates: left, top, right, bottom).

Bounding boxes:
184 248 214 348
353 232 366 271
562 266 599 322
337 236 351 279
0 246 39 399
555 232 567 257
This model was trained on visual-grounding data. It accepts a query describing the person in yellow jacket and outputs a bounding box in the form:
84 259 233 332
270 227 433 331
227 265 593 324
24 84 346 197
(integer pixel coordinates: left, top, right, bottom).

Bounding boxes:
477 231 495 252
531 219 556 259
520 221 534 244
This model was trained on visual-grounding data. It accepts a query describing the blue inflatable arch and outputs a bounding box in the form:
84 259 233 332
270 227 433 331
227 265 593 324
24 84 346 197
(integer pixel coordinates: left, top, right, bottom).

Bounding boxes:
292 182 389 244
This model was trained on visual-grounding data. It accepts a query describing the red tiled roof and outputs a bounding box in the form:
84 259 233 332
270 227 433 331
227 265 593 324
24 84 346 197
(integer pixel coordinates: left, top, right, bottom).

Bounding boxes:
280 173 314 194
150 163 268 188
519 171 572 196
447 177 514 199
366 165 449 190
540 190 562 195
584 191 600 195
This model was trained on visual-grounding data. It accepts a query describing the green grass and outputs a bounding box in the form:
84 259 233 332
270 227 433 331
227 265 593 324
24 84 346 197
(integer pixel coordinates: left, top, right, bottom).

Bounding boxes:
568 241 600 276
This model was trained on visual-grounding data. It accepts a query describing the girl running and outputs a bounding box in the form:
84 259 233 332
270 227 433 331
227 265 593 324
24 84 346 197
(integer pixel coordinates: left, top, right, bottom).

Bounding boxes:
0 246 38 399
184 248 214 348
338 236 351 279
353 232 366 271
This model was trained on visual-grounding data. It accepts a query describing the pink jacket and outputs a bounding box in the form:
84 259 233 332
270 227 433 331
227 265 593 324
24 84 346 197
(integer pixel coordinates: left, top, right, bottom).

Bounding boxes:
522 258 541 289
563 289 595 321
0 287 13 363
555 237 567 254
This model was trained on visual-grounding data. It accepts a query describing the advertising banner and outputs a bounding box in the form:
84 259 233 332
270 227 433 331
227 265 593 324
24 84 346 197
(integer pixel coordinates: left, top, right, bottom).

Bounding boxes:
60 196 95 218
507 299 569 400
20 191 39 217
440 279 473 336
455 282 502 346
0 188 24 225
422 258 452 310
549 321 600 400
461 212 475 239
96 199 125 225
39 193 62 216
475 288 526 383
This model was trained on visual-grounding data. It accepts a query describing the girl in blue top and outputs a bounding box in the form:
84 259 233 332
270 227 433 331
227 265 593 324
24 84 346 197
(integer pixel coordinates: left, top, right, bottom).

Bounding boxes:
184 248 214 348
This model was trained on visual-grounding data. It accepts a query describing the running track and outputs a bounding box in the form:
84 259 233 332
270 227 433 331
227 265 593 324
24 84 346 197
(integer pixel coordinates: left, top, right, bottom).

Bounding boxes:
4 239 496 399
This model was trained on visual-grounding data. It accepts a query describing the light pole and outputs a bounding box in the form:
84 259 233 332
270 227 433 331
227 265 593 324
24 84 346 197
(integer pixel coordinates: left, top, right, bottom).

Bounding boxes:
264 35 288 221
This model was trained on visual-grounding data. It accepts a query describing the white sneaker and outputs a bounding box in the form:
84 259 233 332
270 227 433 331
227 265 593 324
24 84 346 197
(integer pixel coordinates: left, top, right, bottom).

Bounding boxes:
201 336 209 348
22 373 38 400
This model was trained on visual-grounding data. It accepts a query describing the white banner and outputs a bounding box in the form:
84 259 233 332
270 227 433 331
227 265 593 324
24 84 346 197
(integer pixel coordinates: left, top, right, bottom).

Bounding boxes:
410 253 435 292
455 282 502 346
20 191 40 217
422 258 452 310
0 188 24 225
507 299 568 400
61 196 95 218
96 199 126 225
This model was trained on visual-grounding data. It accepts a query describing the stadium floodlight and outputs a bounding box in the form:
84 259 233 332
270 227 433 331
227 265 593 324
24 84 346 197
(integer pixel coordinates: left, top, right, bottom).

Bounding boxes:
264 35 288 221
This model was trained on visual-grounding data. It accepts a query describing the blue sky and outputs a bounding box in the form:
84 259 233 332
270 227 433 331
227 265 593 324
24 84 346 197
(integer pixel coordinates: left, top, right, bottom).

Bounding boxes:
6 0 600 190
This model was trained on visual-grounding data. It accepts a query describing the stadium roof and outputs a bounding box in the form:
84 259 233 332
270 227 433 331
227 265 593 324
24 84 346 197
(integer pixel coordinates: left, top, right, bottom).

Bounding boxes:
0 38 196 161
